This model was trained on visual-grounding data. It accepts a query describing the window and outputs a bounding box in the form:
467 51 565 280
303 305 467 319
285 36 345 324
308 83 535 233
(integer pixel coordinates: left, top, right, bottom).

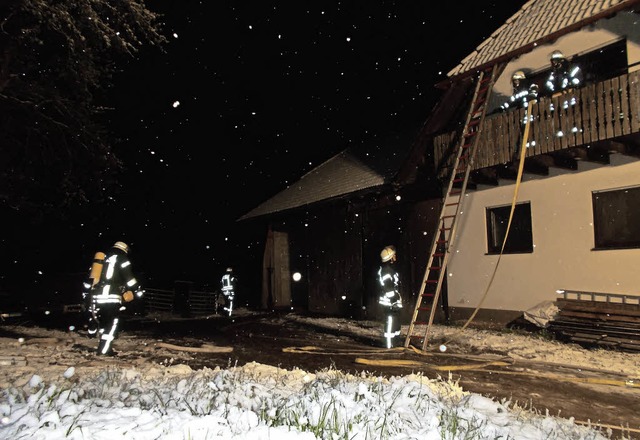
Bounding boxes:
592 185 640 249
486 202 533 254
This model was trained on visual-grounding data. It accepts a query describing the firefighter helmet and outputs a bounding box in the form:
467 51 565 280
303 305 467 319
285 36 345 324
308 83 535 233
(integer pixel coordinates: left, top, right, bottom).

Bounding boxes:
512 70 526 81
226 267 233 272
550 50 565 61
113 241 130 253
380 245 396 263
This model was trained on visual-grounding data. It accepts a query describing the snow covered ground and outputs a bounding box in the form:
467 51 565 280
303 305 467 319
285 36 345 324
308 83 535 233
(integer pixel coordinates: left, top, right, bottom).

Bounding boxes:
0 311 638 439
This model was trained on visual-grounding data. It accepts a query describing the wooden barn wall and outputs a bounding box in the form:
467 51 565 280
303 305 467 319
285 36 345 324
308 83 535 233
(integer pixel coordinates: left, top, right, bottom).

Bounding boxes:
261 228 291 310
301 204 364 317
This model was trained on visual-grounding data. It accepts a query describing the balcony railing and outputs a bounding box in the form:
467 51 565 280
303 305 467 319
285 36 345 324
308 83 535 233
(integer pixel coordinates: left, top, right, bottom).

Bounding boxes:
434 69 640 177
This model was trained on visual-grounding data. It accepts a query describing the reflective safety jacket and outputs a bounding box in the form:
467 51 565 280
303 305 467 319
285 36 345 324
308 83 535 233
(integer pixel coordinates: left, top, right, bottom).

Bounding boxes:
84 246 141 310
221 272 236 298
545 62 582 94
377 262 402 309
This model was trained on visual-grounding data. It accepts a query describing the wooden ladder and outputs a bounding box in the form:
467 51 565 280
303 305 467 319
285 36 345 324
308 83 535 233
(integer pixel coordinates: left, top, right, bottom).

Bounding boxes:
404 64 503 351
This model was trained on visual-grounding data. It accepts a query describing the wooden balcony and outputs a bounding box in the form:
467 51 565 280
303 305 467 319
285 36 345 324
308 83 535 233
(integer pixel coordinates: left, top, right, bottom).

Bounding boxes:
434 69 640 182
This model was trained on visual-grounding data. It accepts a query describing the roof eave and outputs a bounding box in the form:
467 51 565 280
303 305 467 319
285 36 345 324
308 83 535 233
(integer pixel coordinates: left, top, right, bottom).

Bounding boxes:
436 0 640 90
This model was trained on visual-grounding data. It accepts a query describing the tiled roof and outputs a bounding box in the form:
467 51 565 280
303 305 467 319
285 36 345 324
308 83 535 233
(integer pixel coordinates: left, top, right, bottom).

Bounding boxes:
447 0 640 79
238 133 412 221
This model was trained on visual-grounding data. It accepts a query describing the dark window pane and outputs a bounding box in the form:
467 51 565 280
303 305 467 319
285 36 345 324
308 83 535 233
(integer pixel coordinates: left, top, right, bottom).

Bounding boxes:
593 186 640 249
486 202 533 254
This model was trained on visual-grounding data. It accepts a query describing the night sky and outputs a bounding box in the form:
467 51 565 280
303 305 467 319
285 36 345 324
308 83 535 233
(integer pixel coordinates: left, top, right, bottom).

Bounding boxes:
5 1 528 301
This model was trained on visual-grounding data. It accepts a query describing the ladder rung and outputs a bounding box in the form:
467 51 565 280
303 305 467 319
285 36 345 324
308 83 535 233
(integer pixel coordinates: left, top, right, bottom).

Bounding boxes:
444 202 459 207
432 252 444 257
425 280 438 285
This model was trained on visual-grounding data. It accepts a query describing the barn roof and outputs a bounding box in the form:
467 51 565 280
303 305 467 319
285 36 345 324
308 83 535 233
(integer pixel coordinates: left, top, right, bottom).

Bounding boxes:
238 133 412 221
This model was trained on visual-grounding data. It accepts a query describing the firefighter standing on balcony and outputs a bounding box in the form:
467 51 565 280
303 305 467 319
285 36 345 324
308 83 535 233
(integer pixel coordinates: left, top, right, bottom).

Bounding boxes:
500 70 538 111
82 241 143 356
544 49 583 135
378 245 403 348
544 50 583 97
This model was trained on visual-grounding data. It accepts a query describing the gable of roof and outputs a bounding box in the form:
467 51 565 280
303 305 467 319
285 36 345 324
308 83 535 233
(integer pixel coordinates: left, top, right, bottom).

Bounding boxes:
446 0 640 81
238 132 413 221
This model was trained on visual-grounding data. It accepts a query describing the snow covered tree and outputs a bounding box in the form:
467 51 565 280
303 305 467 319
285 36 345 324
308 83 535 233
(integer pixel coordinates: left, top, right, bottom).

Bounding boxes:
0 0 167 221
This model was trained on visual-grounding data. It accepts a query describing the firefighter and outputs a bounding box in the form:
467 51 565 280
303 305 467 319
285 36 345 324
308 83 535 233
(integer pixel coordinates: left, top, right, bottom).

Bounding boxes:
378 245 403 348
544 50 583 135
544 50 582 96
500 71 529 111
83 241 143 356
220 267 236 317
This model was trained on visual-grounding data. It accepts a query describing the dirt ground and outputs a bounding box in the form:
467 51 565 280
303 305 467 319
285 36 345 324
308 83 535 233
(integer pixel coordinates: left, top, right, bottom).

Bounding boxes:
1 311 638 439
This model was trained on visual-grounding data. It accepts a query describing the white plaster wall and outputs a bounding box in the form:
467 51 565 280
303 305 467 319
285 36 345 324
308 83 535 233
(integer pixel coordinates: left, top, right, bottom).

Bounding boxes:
491 11 640 106
447 156 640 313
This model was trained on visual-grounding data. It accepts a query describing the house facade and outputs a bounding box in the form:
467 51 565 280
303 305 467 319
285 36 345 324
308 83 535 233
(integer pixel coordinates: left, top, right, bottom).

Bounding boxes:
424 0 640 324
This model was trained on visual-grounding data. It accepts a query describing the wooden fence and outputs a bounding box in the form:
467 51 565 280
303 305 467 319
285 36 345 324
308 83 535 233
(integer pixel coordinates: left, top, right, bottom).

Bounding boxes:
143 287 220 317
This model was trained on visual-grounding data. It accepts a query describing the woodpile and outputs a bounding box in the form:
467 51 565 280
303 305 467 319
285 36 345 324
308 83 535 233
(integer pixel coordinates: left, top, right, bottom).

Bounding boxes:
549 295 640 352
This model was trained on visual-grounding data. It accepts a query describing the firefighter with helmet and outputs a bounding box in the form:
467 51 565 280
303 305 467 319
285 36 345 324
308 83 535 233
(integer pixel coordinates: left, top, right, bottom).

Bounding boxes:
544 49 582 95
378 245 403 348
500 70 539 111
500 71 526 111
82 241 143 356
220 267 237 316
